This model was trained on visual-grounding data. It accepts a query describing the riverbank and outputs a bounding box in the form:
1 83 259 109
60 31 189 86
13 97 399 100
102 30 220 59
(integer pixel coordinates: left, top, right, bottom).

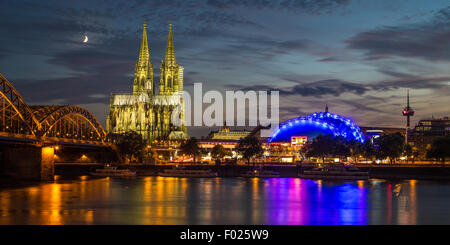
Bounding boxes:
54 163 450 180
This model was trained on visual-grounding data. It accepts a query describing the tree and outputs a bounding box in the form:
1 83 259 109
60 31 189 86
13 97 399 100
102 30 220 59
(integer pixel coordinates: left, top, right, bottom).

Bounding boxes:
237 136 263 165
348 139 364 163
211 144 231 161
333 136 351 159
426 136 450 164
412 146 419 164
404 143 413 164
304 135 381 164
361 140 376 163
159 150 172 161
378 133 405 164
305 134 335 163
144 143 155 158
180 137 201 163
116 131 145 163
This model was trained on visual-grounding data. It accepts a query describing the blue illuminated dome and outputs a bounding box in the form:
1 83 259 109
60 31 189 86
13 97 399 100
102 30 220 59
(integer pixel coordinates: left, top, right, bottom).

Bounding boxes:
268 112 365 143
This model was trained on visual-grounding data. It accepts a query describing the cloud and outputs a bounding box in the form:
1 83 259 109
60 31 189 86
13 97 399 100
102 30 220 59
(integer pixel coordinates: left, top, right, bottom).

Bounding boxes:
13 74 125 106
206 0 351 14
317 57 342 62
284 79 368 96
337 99 383 113
346 6 450 61
228 73 450 99
46 48 135 75
374 68 450 90
378 76 450 90
230 79 369 97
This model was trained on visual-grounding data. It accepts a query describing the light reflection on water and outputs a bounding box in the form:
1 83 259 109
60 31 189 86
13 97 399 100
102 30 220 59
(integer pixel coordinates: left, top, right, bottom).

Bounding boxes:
1 177 450 225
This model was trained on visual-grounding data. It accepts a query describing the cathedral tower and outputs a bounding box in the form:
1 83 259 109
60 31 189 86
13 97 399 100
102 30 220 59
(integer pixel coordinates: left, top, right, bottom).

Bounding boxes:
159 23 184 95
133 22 154 95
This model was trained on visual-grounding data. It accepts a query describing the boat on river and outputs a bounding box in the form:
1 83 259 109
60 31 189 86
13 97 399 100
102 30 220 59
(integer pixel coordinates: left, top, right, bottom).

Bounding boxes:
241 169 281 178
298 165 369 180
91 165 136 177
159 167 217 178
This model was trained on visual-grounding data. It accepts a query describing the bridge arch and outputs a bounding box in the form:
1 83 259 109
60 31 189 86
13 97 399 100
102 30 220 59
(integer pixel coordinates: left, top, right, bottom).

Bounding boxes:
38 105 107 141
1 74 107 143
0 74 40 136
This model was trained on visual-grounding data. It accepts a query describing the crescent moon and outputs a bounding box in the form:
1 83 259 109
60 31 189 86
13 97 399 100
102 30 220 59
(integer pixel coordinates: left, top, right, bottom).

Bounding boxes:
83 35 88 43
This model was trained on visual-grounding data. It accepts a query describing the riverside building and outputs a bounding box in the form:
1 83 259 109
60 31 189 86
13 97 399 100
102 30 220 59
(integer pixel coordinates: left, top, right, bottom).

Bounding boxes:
409 116 450 155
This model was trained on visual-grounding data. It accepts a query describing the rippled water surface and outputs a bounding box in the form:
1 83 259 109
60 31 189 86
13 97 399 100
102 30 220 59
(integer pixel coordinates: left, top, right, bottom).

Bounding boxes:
1 176 450 225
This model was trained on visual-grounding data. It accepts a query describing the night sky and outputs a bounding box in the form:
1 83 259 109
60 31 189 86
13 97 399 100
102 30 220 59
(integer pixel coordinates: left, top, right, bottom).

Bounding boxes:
1 0 450 137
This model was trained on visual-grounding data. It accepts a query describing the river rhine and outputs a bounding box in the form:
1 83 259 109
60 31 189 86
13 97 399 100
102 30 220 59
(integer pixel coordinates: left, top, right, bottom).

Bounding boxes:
1 176 449 225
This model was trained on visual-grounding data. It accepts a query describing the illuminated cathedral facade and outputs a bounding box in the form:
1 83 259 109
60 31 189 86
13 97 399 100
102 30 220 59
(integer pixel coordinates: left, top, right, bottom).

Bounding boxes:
106 23 187 143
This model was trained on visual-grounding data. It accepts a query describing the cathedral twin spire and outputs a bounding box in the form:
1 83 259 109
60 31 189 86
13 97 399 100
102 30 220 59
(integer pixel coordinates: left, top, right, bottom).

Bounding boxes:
138 22 150 68
133 21 181 95
133 21 153 94
164 23 176 67
160 22 183 94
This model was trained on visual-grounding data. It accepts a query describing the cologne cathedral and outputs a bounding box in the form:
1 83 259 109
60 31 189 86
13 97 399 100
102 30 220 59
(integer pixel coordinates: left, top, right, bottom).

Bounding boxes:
106 22 187 143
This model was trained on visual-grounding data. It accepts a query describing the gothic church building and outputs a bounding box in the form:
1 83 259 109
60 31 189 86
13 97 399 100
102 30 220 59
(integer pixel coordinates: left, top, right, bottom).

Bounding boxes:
106 23 187 143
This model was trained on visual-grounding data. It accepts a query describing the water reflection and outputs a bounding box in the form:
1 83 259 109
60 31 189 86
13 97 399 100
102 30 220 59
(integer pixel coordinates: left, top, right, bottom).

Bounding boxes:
0 176 447 224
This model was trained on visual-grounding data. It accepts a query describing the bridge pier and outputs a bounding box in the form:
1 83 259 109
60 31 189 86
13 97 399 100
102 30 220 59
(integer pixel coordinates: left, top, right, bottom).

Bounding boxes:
0 144 55 181
41 146 55 181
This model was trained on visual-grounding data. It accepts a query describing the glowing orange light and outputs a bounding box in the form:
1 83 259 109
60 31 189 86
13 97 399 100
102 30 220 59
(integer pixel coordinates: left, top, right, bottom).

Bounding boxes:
42 146 54 155
291 136 307 147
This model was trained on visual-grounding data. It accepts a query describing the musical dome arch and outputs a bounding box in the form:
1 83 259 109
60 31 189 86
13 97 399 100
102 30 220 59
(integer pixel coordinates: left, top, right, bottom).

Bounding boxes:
268 112 365 143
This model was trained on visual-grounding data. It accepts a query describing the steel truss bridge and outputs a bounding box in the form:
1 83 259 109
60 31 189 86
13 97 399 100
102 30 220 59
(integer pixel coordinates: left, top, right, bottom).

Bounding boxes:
0 73 108 146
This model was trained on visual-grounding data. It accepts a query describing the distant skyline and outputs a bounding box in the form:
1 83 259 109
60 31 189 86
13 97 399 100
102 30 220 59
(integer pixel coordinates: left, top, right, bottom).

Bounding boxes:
1 0 450 136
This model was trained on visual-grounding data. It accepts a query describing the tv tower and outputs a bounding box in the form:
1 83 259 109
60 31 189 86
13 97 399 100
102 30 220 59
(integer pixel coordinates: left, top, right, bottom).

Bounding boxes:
402 89 414 144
